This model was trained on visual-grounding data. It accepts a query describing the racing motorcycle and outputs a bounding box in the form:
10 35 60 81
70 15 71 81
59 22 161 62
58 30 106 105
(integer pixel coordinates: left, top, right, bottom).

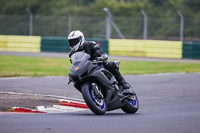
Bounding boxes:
68 52 139 115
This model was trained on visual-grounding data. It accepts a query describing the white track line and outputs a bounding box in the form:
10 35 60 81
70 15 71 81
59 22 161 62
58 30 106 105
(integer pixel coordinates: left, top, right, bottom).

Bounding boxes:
36 105 88 113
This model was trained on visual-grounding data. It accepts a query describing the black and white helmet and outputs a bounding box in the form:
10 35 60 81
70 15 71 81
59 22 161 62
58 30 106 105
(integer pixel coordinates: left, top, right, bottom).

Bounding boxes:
68 30 85 51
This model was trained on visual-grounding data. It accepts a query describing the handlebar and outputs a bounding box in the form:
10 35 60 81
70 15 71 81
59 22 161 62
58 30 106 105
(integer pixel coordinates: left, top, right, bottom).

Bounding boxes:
92 60 108 66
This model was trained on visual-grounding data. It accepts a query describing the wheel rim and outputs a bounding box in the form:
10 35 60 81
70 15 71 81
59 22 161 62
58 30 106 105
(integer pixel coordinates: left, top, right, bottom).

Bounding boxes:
88 85 105 110
128 95 138 107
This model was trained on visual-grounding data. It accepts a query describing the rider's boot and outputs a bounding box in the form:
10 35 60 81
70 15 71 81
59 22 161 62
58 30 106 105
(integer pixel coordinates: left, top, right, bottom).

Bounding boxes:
104 61 133 91
115 72 131 90
115 73 136 95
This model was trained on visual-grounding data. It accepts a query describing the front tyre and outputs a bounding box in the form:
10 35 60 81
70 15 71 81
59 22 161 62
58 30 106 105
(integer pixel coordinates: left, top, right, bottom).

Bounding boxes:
121 94 139 114
81 84 107 115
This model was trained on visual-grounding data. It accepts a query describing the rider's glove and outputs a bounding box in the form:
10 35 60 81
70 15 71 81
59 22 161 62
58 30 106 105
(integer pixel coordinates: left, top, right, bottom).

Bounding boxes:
97 57 104 62
97 54 108 63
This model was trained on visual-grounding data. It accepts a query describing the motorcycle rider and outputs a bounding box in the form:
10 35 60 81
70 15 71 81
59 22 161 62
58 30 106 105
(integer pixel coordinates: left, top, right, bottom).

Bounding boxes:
68 30 131 90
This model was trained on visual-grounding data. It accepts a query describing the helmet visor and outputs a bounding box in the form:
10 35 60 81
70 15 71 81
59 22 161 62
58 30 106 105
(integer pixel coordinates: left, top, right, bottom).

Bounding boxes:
68 37 81 48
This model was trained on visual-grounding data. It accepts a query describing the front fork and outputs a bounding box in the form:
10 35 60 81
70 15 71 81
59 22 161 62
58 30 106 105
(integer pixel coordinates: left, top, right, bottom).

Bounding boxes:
91 83 103 99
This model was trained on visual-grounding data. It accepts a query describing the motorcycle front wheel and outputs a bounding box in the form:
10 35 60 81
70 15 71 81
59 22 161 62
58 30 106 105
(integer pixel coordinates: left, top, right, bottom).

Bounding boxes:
121 94 139 114
81 84 107 115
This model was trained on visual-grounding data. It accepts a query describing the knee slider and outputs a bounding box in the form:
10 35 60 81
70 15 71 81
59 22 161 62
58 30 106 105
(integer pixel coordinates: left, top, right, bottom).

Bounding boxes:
105 61 119 75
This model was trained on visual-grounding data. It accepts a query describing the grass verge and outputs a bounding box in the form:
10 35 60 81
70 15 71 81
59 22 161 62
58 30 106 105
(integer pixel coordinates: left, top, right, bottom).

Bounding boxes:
0 55 200 77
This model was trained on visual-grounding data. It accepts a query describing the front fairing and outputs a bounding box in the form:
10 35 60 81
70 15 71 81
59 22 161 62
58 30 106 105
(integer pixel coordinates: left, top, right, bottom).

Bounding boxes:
69 52 116 94
71 51 90 66
69 52 97 82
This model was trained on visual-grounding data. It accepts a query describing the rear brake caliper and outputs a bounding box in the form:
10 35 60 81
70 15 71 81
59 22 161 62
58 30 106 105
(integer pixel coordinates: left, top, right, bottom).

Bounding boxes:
118 89 136 101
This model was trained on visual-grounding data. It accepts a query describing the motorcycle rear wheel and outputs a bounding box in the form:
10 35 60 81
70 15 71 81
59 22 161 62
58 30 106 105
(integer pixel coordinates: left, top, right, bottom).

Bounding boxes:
121 94 139 114
81 84 107 115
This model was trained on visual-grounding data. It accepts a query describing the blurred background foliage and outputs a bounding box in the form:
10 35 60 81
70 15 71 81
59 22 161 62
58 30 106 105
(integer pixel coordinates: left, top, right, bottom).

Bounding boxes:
1 0 200 17
0 0 199 40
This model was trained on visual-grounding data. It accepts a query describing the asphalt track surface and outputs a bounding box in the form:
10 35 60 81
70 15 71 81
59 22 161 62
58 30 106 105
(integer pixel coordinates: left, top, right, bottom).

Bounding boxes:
0 73 200 133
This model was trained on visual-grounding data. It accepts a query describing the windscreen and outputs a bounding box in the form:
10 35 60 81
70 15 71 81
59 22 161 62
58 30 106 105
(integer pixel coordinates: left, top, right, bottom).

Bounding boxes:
71 52 90 65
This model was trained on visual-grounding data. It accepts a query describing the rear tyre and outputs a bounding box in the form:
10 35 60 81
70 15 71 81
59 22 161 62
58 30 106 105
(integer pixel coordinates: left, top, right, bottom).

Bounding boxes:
121 94 139 114
81 84 107 115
